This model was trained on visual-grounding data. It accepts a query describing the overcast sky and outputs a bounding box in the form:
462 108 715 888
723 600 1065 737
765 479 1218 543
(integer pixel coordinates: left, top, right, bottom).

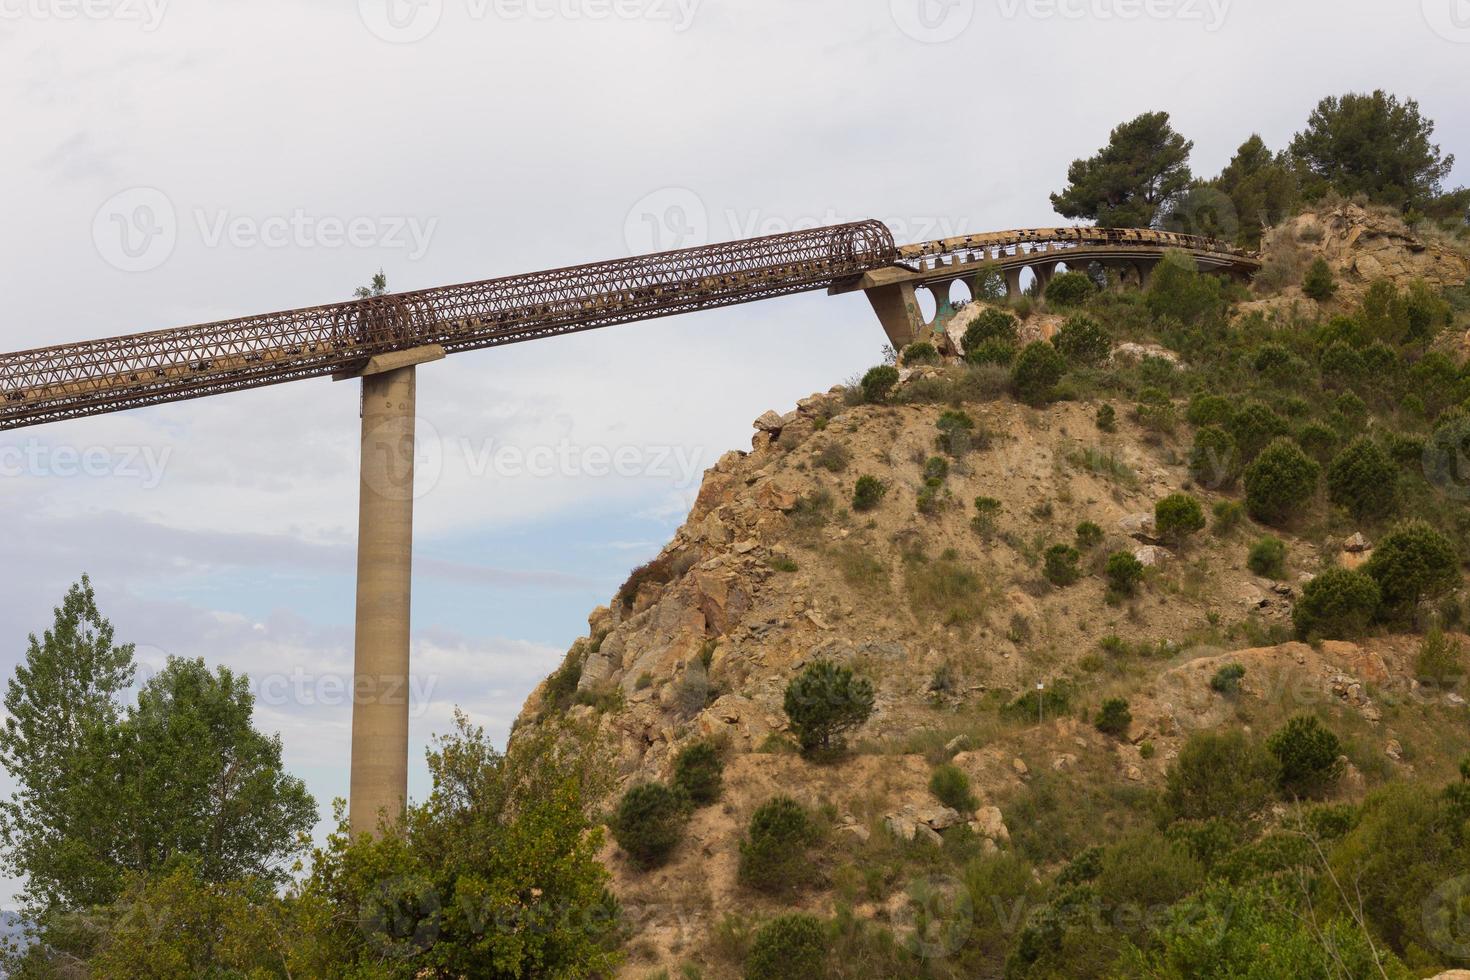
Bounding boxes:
1 0 1466 906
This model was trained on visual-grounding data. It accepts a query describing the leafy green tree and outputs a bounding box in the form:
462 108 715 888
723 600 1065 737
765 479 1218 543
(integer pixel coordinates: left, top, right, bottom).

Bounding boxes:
1053 314 1110 365
1105 551 1145 598
1293 567 1381 640
929 764 976 812
109 657 316 888
852 475 886 512
1363 520 1461 615
1243 438 1320 525
1414 629 1466 689
1186 394 1234 427
1302 257 1337 301
1043 545 1081 587
1145 251 1229 326
1290 90 1455 211
1248 537 1287 579
0 577 135 913
295 715 620 978
1188 425 1241 490
353 269 388 299
900 342 939 366
1094 698 1132 738
1010 341 1066 406
1325 437 1399 521
961 308 1018 353
1228 401 1290 463
783 662 874 755
1050 111 1194 227
1211 135 1300 247
1266 715 1343 796
859 365 900 404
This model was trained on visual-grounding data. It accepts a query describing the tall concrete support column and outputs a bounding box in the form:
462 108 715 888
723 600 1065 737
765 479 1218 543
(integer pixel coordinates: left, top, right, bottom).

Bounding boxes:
1135 259 1159 290
1033 262 1059 297
865 282 925 350
349 364 418 837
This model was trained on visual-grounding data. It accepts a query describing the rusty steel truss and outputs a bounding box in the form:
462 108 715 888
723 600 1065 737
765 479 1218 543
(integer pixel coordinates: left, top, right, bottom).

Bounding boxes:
0 221 898 430
0 220 1256 431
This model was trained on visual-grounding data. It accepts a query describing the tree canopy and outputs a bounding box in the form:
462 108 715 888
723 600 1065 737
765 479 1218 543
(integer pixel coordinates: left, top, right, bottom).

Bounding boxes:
1050 111 1194 227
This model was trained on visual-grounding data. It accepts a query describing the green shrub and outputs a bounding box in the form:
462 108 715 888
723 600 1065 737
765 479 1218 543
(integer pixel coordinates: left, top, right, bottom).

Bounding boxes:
852 475 886 512
1326 438 1398 521
1209 663 1246 695
1266 716 1343 796
1043 544 1082 587
1319 341 1363 387
929 764 977 813
1155 494 1206 546
901 341 939 365
1188 425 1241 490
1363 520 1461 615
814 441 849 473
1010 341 1066 406
1425 410 1470 497
1164 729 1278 822
1247 536 1287 579
1297 421 1340 464
1106 551 1145 598
744 914 827 980
935 410 975 455
1095 698 1132 738
1212 499 1246 535
970 496 1003 538
783 662 875 755
1293 567 1381 640
1414 629 1466 688
1228 402 1290 462
1134 387 1177 433
1302 256 1337 301
1075 521 1104 550
1243 438 1320 525
965 339 1016 366
1095 403 1117 432
1054 314 1111 365
672 740 724 807
961 307 1019 352
1146 251 1228 324
923 456 949 483
1045 270 1096 308
610 783 686 868
859 365 900 404
738 797 816 894
1186 394 1235 427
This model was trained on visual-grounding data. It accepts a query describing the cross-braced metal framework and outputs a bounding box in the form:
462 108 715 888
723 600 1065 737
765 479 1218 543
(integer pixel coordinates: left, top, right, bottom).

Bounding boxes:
897 225 1257 266
0 220 898 430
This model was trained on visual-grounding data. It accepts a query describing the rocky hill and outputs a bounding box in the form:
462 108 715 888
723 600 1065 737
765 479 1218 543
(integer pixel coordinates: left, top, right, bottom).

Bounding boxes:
513 225 1470 979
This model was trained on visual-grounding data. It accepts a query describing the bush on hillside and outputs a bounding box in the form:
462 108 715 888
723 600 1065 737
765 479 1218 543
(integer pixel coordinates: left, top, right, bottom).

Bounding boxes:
929 764 978 813
1106 551 1145 598
1054 314 1111 365
1164 729 1278 822
1186 394 1235 427
1045 270 1096 308
1247 536 1288 579
1095 698 1132 738
1363 520 1461 615
1010 341 1066 405
965 339 1017 366
1326 438 1399 521
1293 567 1381 640
1075 521 1104 550
901 342 939 366
961 308 1019 352
744 914 827 980
852 475 886 512
738 797 817 894
935 410 975 455
860 365 900 404
672 740 724 806
783 661 874 756
1096 403 1117 432
1155 494 1206 547
1243 438 1320 525
1297 421 1340 464
1267 716 1343 796
1210 663 1247 695
1302 256 1337 301
610 783 686 868
1043 544 1082 587
1414 629 1466 689
1228 402 1291 462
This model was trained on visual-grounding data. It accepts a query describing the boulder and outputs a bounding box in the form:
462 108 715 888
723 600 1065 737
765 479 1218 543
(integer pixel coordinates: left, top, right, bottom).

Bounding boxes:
973 805 1010 843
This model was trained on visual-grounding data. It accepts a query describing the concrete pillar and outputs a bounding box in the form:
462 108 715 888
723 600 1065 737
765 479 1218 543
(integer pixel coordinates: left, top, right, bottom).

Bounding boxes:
929 281 955 324
1004 266 1024 300
350 364 417 836
865 282 924 350
1033 262 1059 297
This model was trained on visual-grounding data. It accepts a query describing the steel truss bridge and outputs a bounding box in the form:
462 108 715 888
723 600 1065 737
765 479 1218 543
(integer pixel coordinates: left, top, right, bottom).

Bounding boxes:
0 222 1256 431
